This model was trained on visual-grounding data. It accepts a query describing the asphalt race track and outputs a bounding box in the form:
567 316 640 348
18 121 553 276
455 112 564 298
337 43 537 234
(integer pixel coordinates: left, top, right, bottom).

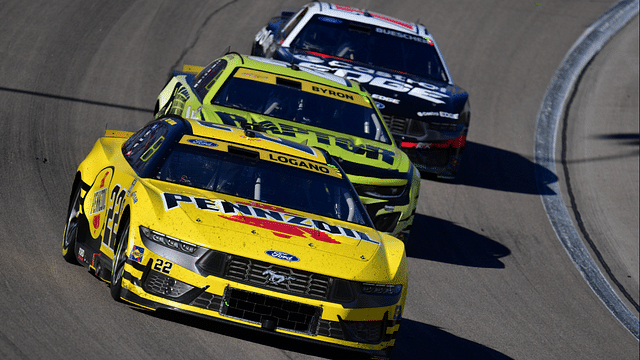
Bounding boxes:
0 1 637 359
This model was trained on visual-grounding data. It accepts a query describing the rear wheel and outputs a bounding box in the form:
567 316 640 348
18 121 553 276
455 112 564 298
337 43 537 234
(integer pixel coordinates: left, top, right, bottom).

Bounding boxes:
110 219 130 301
62 186 81 264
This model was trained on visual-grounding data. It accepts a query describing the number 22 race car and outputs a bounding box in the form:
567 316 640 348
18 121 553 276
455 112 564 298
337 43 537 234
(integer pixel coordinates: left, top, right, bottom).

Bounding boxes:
252 2 471 179
62 116 407 359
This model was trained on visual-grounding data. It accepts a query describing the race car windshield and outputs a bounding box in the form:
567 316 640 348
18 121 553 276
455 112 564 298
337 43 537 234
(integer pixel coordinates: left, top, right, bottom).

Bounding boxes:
211 69 391 144
155 144 371 226
290 15 449 83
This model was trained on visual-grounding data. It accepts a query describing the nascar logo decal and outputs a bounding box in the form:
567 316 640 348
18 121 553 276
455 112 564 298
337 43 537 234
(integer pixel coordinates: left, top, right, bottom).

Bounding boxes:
161 193 380 245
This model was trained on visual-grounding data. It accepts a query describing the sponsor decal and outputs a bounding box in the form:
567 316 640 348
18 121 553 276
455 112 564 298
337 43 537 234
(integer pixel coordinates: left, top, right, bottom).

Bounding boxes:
215 113 394 165
310 85 355 101
375 27 431 44
90 171 111 233
161 193 380 245
129 245 145 263
417 111 459 119
187 138 218 147
91 188 107 215
185 106 201 120
213 111 321 157
318 16 342 24
265 250 299 262
371 93 400 105
127 179 137 193
268 153 329 174
294 55 450 105
241 72 269 80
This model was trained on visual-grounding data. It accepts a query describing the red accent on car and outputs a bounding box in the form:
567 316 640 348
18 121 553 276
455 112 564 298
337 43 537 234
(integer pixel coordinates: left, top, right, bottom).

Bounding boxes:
100 172 109 187
334 5 414 30
401 136 466 149
220 214 341 244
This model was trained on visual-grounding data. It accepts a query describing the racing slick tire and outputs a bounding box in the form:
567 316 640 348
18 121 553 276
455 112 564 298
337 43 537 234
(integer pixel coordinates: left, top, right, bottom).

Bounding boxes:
62 185 82 264
110 218 129 301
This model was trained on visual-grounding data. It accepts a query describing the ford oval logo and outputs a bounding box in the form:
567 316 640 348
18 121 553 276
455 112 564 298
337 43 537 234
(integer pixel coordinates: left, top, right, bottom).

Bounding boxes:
265 250 299 262
374 101 385 109
187 139 218 147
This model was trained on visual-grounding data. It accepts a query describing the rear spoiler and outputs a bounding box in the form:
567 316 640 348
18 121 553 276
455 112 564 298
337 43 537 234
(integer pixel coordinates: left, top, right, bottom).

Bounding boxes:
104 130 134 138
182 64 205 74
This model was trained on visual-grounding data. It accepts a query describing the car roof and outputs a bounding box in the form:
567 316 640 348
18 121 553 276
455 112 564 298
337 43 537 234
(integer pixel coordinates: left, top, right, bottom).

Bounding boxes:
182 117 334 168
222 53 356 90
304 2 429 37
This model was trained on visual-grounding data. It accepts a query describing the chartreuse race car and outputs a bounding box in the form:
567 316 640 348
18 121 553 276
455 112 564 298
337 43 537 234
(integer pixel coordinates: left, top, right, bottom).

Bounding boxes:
155 53 420 240
251 2 471 179
62 116 407 359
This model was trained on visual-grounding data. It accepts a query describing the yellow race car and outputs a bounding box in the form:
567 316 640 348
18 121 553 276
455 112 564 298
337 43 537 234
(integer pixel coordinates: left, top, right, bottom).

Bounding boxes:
62 116 407 359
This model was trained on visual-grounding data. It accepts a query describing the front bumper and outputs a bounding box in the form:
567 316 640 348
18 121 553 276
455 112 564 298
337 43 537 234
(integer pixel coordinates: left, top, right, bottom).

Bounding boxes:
118 237 405 354
399 137 465 180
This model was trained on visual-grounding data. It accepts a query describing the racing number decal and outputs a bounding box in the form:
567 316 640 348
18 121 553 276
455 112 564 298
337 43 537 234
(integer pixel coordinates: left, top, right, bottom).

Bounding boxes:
153 259 173 274
103 184 127 250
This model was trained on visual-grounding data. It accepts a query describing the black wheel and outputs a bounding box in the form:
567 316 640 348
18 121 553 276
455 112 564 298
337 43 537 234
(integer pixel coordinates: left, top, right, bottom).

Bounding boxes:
110 219 129 301
62 186 81 264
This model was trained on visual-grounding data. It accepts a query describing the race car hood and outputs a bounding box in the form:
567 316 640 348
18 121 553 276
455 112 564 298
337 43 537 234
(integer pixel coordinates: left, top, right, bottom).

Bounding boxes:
136 180 401 281
201 106 412 178
277 48 469 122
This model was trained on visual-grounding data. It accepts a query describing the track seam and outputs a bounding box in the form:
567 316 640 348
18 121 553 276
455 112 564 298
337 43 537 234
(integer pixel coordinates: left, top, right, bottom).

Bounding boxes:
533 0 639 340
167 0 239 78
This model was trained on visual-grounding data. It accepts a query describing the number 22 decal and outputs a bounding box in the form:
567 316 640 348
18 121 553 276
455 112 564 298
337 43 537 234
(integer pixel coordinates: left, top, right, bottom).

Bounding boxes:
153 259 173 274
103 184 127 250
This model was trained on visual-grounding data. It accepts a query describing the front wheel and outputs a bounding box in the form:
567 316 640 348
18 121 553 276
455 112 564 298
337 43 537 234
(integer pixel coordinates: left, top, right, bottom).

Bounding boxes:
62 186 81 264
110 219 130 301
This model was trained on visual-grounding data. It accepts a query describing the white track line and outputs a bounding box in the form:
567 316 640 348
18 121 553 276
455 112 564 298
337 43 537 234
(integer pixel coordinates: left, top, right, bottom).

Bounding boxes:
534 0 639 340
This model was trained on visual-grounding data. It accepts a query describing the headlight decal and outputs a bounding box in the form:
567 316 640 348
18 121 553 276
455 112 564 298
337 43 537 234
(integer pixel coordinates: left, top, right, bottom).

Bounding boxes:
361 283 402 295
139 226 199 255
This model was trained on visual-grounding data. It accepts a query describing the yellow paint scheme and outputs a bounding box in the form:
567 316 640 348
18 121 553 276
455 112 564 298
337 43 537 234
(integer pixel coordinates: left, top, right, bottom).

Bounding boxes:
182 64 205 74
70 117 407 355
104 129 134 138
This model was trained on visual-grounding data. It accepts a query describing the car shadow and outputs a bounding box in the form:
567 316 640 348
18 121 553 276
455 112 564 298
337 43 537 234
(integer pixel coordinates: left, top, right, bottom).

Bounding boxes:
422 141 557 196
593 132 640 146
406 214 511 269
392 318 514 359
134 307 379 359
133 308 512 359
